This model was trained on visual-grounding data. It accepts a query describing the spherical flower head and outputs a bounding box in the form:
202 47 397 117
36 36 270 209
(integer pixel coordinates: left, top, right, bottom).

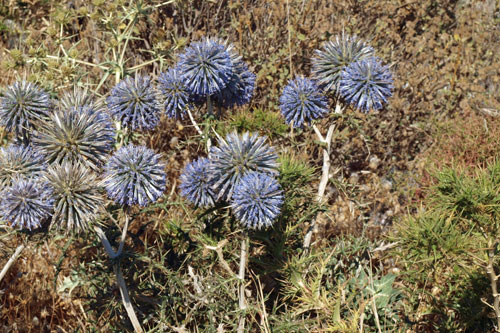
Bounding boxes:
107 75 161 130
215 60 256 108
158 68 192 120
179 157 216 208
177 37 232 96
279 77 329 128
231 172 283 230
205 38 256 108
0 144 45 188
210 131 279 202
339 57 393 112
0 81 51 139
44 162 104 233
104 145 166 207
0 177 54 230
33 106 115 171
311 33 374 92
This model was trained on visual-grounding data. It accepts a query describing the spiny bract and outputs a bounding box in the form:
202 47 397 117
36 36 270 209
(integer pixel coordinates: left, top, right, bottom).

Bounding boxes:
107 75 161 130
158 68 191 120
0 81 51 140
339 57 393 112
210 131 278 202
311 33 374 92
33 106 115 171
177 37 232 97
104 144 166 207
279 77 329 128
231 172 284 230
179 157 216 208
44 161 104 233
0 177 54 230
0 144 45 188
58 87 104 112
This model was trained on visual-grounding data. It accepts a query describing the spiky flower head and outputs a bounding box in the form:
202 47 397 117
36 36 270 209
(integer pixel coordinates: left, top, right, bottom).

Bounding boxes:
311 33 374 92
0 81 51 140
0 177 54 230
0 144 45 188
104 145 166 207
179 157 216 208
44 162 104 233
107 75 161 130
231 172 283 230
339 57 393 112
210 131 279 202
279 77 329 128
208 38 256 108
177 37 232 96
58 87 104 112
158 68 191 120
33 106 115 171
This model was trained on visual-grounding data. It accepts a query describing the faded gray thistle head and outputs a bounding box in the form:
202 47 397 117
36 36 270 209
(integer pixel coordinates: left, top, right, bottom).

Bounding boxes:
0 144 45 188
210 131 279 202
33 106 115 171
44 161 104 233
311 32 374 92
0 81 51 141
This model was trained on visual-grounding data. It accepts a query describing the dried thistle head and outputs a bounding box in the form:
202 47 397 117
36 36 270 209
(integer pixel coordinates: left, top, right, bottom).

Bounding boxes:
44 161 104 233
311 33 374 92
231 172 283 230
0 144 45 188
33 106 115 171
0 81 51 140
210 131 279 202
104 145 166 207
107 75 161 131
0 176 54 230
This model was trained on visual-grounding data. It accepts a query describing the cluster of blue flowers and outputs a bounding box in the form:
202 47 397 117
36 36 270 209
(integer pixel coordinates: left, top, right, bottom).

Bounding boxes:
180 131 284 230
280 33 393 128
0 81 167 232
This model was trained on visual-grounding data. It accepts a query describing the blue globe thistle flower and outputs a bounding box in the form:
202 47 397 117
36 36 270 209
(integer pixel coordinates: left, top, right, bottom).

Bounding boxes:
104 145 166 207
179 157 216 208
311 33 374 92
44 161 104 233
158 68 191 120
207 38 255 108
177 37 232 96
0 144 45 188
215 60 256 108
210 131 279 202
339 57 393 112
0 81 51 139
33 106 115 171
0 177 54 230
107 75 161 130
231 172 284 230
279 77 329 128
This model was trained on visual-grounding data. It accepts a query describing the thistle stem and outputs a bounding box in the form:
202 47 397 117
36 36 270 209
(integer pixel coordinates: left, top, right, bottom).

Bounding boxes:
95 212 142 333
237 232 249 333
303 123 335 253
0 244 25 284
186 107 212 155
487 238 500 331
